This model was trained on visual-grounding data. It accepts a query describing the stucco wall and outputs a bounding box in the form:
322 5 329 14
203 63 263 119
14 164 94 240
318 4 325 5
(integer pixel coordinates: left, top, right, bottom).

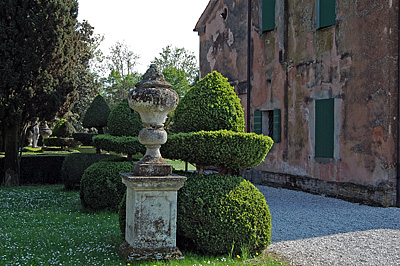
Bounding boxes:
196 0 399 206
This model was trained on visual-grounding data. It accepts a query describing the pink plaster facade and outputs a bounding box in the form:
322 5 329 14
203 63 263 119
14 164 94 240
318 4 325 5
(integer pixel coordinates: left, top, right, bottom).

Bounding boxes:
195 0 399 206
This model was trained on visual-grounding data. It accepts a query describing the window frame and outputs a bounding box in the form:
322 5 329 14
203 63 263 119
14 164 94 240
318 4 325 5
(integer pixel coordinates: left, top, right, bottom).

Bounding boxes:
254 109 281 143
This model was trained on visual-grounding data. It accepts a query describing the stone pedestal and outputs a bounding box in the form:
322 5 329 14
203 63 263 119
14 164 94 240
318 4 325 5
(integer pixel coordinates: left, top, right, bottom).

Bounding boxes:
119 173 187 262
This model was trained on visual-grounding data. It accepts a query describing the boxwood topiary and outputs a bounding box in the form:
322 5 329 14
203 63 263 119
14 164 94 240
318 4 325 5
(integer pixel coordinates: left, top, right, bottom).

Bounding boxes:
43 137 81 148
107 99 142 136
80 160 134 212
117 172 271 255
82 95 111 134
72 132 97 146
61 153 120 190
174 71 245 133
161 130 273 170
92 134 145 156
177 172 271 255
52 119 76 138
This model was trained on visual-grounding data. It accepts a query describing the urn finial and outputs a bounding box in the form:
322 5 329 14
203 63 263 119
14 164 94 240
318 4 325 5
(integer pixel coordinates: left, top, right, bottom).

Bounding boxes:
128 64 179 176
135 64 172 89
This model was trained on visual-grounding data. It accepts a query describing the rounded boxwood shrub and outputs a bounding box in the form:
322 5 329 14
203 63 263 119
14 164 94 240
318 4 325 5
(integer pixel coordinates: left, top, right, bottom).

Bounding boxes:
174 71 245 133
177 172 271 255
82 95 111 134
61 153 120 190
107 99 142 136
80 160 134 212
161 130 273 170
118 172 271 255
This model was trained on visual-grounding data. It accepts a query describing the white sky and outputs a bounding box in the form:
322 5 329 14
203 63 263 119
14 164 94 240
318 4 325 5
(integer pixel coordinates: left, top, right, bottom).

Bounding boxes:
77 0 210 74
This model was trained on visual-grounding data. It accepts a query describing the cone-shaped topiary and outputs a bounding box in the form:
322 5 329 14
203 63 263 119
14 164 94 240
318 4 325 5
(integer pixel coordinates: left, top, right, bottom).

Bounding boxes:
174 71 245 133
107 99 142 136
82 95 110 134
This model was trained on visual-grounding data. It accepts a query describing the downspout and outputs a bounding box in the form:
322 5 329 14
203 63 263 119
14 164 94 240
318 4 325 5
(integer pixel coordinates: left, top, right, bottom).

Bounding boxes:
246 0 252 133
397 2 400 207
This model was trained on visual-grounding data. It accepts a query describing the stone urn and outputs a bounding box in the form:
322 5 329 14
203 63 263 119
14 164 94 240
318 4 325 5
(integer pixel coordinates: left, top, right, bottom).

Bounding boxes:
39 121 52 139
121 64 186 262
127 64 179 176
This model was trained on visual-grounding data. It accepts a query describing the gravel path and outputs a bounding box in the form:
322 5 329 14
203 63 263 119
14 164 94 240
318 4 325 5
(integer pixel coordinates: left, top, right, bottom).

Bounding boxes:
256 185 400 266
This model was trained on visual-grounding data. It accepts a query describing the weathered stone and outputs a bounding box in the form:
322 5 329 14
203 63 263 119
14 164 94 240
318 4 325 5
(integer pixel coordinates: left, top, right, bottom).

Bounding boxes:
120 64 185 262
120 173 186 261
39 121 52 139
119 241 183 262
127 64 178 176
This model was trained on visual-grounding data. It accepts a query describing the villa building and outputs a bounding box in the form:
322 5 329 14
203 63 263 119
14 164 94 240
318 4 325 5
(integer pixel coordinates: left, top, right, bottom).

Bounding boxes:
195 0 400 206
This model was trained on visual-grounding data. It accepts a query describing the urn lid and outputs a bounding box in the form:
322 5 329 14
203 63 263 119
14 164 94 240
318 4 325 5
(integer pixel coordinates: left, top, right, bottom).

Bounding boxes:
135 64 172 89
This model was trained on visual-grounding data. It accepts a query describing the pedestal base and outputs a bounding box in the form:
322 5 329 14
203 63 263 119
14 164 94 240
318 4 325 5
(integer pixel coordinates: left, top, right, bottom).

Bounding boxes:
119 241 183 262
120 173 186 262
133 161 172 176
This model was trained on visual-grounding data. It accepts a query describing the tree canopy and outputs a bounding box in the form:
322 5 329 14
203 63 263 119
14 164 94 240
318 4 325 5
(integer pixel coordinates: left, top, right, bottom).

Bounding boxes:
152 45 199 98
0 0 93 185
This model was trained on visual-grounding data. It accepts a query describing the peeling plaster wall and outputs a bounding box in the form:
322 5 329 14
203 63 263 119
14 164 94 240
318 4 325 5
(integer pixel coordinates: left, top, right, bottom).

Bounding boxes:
197 0 399 206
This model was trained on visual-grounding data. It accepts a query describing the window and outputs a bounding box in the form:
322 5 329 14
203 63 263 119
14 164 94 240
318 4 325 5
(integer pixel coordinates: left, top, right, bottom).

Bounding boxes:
262 0 275 32
254 109 281 142
316 0 336 29
315 99 334 158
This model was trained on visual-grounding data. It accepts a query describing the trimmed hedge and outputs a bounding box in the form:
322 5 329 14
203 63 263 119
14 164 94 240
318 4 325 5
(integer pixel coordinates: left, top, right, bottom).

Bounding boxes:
80 160 134 211
92 134 145 156
43 137 81 148
118 172 271 255
174 71 245 133
61 153 120 190
107 99 142 136
161 130 273 170
82 95 110 133
72 132 97 146
178 173 271 255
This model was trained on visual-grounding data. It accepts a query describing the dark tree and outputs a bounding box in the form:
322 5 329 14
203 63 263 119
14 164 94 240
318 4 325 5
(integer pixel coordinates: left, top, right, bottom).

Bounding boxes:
0 0 91 186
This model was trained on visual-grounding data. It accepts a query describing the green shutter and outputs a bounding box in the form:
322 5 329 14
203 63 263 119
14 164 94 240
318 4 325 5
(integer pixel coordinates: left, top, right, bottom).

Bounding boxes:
273 109 281 143
254 110 262 134
316 0 336 29
315 99 334 158
262 0 275 32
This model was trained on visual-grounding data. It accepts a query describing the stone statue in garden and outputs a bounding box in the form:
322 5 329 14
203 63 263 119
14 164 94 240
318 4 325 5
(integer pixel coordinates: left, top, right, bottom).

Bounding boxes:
32 117 40 148
39 121 52 147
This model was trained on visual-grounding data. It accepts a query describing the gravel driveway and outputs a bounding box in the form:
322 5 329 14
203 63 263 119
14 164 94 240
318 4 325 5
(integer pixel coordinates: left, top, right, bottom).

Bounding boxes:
256 185 400 266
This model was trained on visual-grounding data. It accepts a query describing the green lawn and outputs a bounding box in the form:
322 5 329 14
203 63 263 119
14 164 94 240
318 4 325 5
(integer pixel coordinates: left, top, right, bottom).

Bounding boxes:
0 185 285 266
